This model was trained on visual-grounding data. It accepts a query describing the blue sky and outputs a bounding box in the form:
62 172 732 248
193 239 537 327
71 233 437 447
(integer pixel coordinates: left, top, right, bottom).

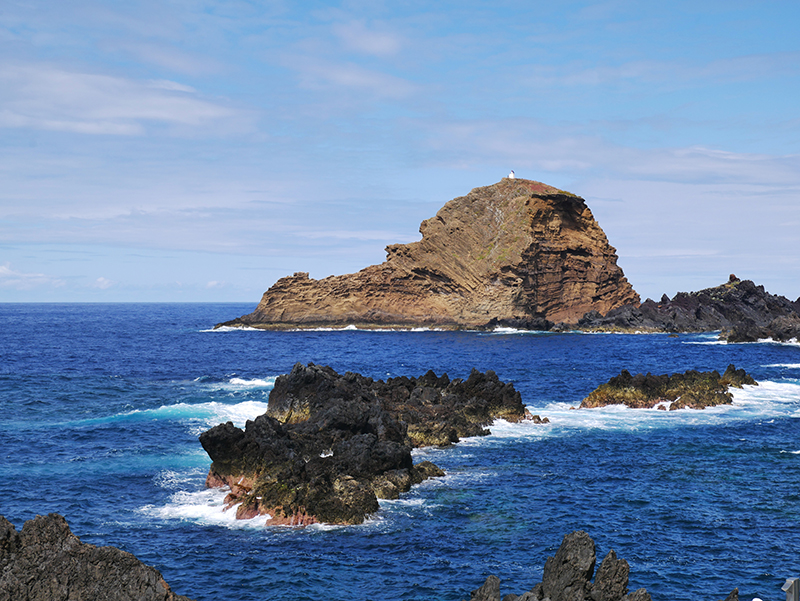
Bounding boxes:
1 1 799 303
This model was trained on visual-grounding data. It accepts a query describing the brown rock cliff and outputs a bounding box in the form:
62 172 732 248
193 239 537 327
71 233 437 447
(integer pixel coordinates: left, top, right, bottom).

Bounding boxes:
220 178 639 329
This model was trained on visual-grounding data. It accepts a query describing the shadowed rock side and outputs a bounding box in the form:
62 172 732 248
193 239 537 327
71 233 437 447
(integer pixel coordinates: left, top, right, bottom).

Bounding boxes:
465 530 740 601
199 362 534 525
578 276 800 341
217 178 639 329
580 365 757 410
0 513 193 601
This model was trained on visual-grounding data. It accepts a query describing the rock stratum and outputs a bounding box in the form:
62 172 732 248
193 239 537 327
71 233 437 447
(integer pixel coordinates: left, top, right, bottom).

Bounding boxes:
578 276 800 341
0 513 193 601
580 365 757 411
199 362 536 525
217 178 639 330
464 530 740 601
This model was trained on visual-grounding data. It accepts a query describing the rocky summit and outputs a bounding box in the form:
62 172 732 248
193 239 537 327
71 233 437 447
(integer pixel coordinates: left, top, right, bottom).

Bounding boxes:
217 178 639 330
199 362 534 525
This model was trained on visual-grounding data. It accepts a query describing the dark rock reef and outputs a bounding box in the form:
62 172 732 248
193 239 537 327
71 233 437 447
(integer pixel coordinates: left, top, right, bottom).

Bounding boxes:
578 276 800 341
200 362 534 525
0 513 193 601
216 178 639 330
465 530 739 601
580 365 757 410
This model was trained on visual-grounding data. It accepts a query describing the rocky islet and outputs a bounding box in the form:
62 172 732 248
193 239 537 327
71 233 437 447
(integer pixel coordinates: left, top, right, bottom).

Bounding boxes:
216 178 639 330
199 362 534 525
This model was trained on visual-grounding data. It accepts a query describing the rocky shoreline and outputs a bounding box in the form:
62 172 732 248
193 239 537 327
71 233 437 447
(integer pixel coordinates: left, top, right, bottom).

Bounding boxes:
199 362 539 525
580 365 757 410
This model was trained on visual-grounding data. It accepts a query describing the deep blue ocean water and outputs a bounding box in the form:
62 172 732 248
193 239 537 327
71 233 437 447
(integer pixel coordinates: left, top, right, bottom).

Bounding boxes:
1 303 799 601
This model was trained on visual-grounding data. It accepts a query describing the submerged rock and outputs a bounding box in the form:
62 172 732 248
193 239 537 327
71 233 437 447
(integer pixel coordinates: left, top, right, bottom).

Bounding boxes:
216 178 639 330
200 362 537 525
0 513 193 601
580 365 757 410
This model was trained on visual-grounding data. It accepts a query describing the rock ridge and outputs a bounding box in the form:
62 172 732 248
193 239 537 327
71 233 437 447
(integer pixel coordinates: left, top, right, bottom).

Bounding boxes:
217 178 639 330
577 276 800 340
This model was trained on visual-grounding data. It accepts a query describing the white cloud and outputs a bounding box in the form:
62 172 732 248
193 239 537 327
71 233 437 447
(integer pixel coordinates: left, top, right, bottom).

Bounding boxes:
0 63 238 135
0 262 64 290
92 277 115 289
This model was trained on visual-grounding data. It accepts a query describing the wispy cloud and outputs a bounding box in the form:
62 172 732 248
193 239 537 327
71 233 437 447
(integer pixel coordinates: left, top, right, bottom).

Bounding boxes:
332 20 403 57
0 262 64 290
0 63 239 135
285 55 415 99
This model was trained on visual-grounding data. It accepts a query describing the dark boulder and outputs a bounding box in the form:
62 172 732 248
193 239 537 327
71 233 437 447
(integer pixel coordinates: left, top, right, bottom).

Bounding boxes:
0 513 193 601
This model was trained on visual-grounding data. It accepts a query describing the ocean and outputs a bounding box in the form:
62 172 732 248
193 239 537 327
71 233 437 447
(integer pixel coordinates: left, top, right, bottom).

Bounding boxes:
1 303 798 601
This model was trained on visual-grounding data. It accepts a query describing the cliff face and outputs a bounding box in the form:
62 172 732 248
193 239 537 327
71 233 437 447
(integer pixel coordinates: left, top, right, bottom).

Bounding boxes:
223 178 639 329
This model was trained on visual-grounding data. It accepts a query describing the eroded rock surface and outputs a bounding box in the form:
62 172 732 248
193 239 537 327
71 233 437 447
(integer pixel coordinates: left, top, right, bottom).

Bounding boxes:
579 365 757 410
0 513 193 601
200 362 533 525
217 178 639 330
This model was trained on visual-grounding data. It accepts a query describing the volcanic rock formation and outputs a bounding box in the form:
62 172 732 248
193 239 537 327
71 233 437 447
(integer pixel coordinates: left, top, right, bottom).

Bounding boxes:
217 178 639 330
0 513 193 601
199 362 533 525
580 365 757 411
577 275 800 340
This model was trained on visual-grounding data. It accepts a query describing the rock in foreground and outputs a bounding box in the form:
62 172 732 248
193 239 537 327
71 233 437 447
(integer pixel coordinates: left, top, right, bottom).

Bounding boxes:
580 365 757 410
465 530 739 601
200 363 532 525
0 513 193 601
217 178 639 330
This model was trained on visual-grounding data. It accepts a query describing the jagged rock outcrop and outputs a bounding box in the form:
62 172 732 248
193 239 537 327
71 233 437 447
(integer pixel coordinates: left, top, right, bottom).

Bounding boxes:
200 362 535 525
579 365 757 410
578 276 800 340
0 513 193 601
465 530 740 601
217 178 639 330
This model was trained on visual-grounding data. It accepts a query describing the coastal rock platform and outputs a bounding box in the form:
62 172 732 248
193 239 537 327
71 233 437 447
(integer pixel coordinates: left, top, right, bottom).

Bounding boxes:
200 362 533 525
217 178 639 330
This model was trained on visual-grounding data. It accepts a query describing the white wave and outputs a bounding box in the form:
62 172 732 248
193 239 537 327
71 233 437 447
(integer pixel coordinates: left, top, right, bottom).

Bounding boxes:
286 325 445 332
487 327 550 335
765 364 800 369
226 377 276 389
200 325 263 332
140 488 266 529
102 399 269 434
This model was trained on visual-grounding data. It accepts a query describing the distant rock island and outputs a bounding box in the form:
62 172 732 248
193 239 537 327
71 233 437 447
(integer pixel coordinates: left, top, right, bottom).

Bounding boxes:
199 363 536 525
217 178 639 330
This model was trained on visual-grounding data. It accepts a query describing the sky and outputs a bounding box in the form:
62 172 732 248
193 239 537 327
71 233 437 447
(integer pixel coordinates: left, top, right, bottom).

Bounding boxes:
1 0 799 304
